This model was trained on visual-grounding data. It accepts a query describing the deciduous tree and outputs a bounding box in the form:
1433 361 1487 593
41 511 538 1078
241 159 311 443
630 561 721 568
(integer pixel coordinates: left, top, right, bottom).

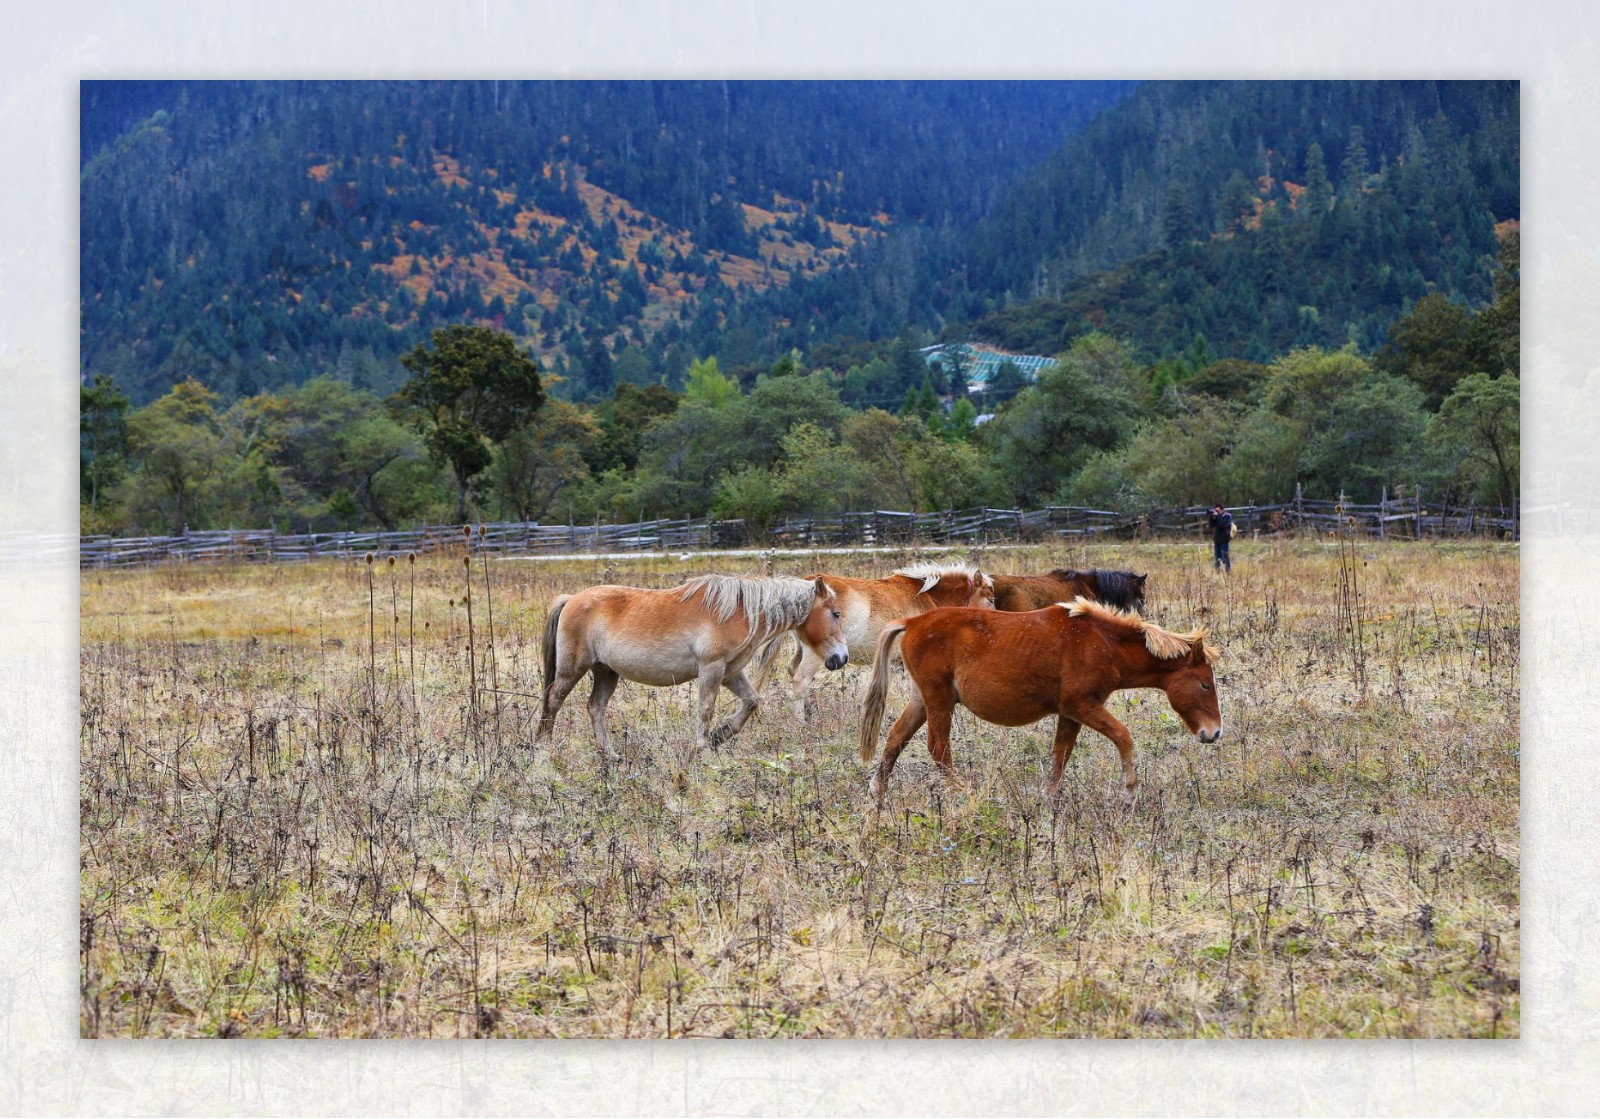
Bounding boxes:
396 324 545 521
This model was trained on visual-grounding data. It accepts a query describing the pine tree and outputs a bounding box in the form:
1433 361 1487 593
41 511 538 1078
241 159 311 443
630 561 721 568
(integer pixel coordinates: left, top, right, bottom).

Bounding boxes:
1341 125 1369 195
1303 142 1333 218
1161 181 1195 251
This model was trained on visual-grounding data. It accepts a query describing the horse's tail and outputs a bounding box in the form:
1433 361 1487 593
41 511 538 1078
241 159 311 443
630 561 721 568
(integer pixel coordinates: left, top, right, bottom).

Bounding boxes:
749 631 792 691
859 621 907 763
541 595 571 698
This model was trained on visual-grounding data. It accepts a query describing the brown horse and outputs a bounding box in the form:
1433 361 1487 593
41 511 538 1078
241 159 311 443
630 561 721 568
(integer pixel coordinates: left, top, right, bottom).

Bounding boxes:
859 597 1220 804
752 563 995 718
538 574 848 763
991 568 1147 614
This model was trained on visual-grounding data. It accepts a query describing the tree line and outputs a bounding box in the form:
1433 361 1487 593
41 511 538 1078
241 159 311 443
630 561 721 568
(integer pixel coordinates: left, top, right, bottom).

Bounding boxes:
81 232 1518 538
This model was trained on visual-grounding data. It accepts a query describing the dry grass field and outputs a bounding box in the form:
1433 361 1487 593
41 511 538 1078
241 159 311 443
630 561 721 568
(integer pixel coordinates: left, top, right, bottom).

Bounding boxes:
79 534 1519 1038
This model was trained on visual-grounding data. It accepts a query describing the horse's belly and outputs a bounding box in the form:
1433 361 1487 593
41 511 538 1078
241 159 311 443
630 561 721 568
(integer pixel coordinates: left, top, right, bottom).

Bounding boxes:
592 636 701 687
953 677 1056 727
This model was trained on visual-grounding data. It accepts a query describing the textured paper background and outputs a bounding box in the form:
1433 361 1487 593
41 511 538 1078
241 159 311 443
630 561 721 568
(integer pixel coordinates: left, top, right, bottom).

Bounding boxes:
4 2 1592 1113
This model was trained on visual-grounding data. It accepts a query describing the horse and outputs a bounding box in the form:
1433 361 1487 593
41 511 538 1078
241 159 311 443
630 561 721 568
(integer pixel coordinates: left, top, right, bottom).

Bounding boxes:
750 564 995 719
991 568 1147 614
537 574 848 764
859 596 1220 804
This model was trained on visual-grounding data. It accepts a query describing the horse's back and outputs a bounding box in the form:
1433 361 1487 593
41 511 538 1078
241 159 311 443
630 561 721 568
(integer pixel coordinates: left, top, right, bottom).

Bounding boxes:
902 606 1069 725
553 584 724 685
995 574 1081 612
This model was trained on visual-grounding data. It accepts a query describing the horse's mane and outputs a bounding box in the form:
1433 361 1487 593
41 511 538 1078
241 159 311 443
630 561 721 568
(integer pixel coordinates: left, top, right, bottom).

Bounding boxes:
678 574 824 632
1062 596 1212 662
893 562 990 595
1048 568 1143 610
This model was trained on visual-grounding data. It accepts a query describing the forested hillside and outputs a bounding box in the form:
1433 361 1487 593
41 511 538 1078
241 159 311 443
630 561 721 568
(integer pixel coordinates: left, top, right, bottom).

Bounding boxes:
80 80 1128 405
965 80 1519 361
80 80 1519 538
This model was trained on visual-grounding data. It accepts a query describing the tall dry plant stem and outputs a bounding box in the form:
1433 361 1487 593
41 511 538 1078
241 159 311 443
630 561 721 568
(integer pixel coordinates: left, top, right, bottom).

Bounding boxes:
1334 504 1367 693
407 552 418 718
388 555 399 684
478 525 503 744
366 552 379 772
462 526 479 730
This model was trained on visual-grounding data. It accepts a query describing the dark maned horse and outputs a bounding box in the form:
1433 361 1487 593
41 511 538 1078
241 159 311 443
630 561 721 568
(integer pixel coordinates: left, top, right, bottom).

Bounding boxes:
991 568 1147 614
859 597 1220 804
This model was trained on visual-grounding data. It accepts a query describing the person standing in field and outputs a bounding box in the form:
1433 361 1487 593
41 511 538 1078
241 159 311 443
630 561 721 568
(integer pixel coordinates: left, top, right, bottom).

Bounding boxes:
1208 503 1234 574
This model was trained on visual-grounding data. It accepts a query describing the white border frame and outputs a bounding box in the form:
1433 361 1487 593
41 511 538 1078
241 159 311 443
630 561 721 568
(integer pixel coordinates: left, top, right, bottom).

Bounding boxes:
7 2 1593 1113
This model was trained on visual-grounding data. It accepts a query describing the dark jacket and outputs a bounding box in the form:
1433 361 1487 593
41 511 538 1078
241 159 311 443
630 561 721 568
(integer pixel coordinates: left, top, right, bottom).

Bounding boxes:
1208 509 1233 544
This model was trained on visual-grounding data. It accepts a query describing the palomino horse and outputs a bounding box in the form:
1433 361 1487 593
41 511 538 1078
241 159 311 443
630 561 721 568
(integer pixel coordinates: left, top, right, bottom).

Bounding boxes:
537 574 848 763
752 564 995 719
859 597 1220 804
991 568 1147 614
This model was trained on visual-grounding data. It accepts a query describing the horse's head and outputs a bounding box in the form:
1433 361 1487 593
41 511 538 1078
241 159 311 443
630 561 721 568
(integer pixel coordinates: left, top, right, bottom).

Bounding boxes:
965 570 996 610
1126 573 1149 614
1164 642 1222 743
799 576 849 671
912 567 996 611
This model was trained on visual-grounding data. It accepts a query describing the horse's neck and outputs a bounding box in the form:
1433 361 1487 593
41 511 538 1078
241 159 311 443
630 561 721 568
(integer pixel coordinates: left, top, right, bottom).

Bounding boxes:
1111 629 1180 686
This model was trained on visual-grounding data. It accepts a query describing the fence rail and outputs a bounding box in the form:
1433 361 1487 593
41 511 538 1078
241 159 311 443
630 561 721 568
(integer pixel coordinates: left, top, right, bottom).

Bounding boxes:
75 493 1521 570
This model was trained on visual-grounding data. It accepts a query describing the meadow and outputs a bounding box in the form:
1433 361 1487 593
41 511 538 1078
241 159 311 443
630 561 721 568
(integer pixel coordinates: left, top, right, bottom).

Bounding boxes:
78 533 1520 1038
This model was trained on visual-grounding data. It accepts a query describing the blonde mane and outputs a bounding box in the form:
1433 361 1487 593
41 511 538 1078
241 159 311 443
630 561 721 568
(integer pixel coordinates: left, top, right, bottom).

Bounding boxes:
679 574 824 633
1061 596 1213 661
893 563 991 595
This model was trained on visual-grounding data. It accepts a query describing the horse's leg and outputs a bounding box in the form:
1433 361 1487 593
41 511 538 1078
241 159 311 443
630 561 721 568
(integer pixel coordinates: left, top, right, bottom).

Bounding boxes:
870 690 927 804
789 645 821 721
1068 701 1140 803
536 660 588 742
713 670 761 746
1046 716 1084 800
924 695 959 787
694 662 727 753
586 664 622 764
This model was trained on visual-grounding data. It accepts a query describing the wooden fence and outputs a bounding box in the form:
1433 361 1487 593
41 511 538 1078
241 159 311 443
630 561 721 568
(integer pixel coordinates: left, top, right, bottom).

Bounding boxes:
77 490 1519 569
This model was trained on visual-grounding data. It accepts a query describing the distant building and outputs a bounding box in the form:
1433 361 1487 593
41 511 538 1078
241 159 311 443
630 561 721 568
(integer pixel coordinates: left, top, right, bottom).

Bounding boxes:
918 341 1057 392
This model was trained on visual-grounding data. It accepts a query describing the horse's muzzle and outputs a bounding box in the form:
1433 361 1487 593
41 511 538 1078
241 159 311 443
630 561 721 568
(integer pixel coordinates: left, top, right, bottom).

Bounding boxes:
825 652 849 671
1198 727 1223 744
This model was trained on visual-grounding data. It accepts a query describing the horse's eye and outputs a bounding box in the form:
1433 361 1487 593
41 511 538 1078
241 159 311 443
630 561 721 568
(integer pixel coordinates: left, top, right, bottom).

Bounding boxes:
831 610 842 619
1201 682 1212 691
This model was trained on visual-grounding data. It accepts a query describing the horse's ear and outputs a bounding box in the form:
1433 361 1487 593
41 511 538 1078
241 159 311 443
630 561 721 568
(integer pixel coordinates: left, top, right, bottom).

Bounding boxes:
813 576 830 598
1134 573 1148 586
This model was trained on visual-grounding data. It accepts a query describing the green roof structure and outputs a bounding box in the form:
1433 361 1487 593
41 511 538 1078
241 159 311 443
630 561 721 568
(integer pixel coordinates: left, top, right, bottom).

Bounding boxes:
919 342 1057 389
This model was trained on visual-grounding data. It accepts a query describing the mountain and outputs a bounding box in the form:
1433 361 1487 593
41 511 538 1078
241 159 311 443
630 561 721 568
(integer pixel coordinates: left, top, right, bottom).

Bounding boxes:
957 80 1519 363
79 80 1131 405
80 80 1517 410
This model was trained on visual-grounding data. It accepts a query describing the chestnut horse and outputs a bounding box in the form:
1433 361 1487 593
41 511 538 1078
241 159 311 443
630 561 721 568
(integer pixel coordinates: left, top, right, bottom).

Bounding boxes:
859 597 1220 804
752 563 995 719
991 568 1147 614
538 574 848 763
